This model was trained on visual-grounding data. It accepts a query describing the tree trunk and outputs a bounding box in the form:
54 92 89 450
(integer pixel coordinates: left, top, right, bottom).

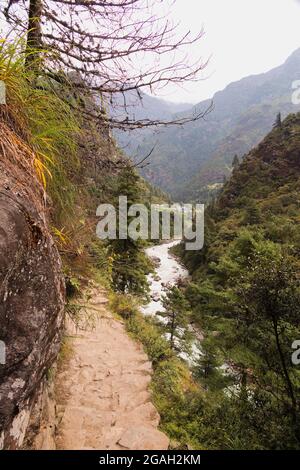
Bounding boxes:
25 0 43 68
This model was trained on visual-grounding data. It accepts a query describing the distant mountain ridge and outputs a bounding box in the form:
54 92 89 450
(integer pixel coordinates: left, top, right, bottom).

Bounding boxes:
115 47 300 201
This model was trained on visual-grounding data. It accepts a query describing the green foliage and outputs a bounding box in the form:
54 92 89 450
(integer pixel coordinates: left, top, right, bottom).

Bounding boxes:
109 292 138 320
242 201 261 225
151 358 202 447
180 114 300 449
127 312 172 364
273 112 282 129
161 286 191 350
64 273 81 299
109 166 153 296
88 241 114 289
0 37 79 215
194 337 228 391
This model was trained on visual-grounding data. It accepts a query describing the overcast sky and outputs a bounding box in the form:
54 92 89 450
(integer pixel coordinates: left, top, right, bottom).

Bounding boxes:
1 0 299 105
159 0 300 104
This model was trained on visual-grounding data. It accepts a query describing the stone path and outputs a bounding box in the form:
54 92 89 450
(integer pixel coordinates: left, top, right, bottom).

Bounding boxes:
54 289 169 450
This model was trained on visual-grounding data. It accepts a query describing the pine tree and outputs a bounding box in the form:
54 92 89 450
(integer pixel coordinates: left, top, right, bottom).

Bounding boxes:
244 202 261 225
232 154 240 169
162 286 190 350
110 166 152 296
273 112 282 129
234 249 300 442
197 345 218 380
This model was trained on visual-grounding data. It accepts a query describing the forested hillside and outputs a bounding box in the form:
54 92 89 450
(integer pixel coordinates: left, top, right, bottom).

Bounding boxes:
176 113 300 449
119 48 300 201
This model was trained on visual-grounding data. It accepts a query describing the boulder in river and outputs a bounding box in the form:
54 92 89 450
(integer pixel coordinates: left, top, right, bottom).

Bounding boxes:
151 256 161 268
151 293 161 302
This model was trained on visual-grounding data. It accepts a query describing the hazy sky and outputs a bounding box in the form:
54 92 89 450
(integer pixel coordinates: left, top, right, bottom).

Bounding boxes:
159 0 300 104
1 0 299 105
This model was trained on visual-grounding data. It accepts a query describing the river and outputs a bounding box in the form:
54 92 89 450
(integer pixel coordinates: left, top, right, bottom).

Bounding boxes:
141 240 203 366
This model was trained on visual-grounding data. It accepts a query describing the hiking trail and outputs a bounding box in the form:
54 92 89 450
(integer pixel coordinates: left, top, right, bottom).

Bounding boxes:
52 287 169 450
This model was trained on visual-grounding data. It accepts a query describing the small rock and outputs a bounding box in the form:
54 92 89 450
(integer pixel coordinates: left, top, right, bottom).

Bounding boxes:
118 425 169 450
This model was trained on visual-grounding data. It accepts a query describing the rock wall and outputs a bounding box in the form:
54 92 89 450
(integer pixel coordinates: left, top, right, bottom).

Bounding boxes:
0 120 65 449
23 375 57 450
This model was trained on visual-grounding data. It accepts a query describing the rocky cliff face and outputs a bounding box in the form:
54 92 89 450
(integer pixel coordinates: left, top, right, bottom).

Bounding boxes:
0 118 65 449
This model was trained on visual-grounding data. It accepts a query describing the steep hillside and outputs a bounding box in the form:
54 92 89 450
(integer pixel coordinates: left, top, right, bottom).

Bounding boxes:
118 48 300 201
181 112 300 273
176 113 300 449
113 91 192 164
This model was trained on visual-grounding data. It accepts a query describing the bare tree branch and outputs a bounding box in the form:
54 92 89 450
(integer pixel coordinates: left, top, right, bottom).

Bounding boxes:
2 0 210 129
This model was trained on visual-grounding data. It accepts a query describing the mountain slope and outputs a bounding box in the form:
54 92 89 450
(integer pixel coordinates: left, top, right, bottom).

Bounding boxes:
117 48 300 201
180 112 300 274
175 113 300 450
111 90 191 123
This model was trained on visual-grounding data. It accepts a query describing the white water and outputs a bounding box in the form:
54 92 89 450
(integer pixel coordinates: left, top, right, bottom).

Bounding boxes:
141 240 203 366
141 241 239 379
142 240 189 317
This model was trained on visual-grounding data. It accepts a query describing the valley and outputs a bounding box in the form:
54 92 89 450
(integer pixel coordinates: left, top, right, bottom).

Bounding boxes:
1 0 300 455
116 48 300 202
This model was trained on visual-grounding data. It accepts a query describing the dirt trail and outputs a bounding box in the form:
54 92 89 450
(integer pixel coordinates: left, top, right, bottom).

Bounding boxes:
54 288 169 450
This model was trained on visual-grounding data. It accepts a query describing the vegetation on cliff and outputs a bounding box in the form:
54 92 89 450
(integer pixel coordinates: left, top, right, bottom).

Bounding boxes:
0 36 170 447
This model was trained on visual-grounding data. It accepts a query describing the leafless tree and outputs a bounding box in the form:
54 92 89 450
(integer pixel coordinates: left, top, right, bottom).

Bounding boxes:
2 0 210 128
